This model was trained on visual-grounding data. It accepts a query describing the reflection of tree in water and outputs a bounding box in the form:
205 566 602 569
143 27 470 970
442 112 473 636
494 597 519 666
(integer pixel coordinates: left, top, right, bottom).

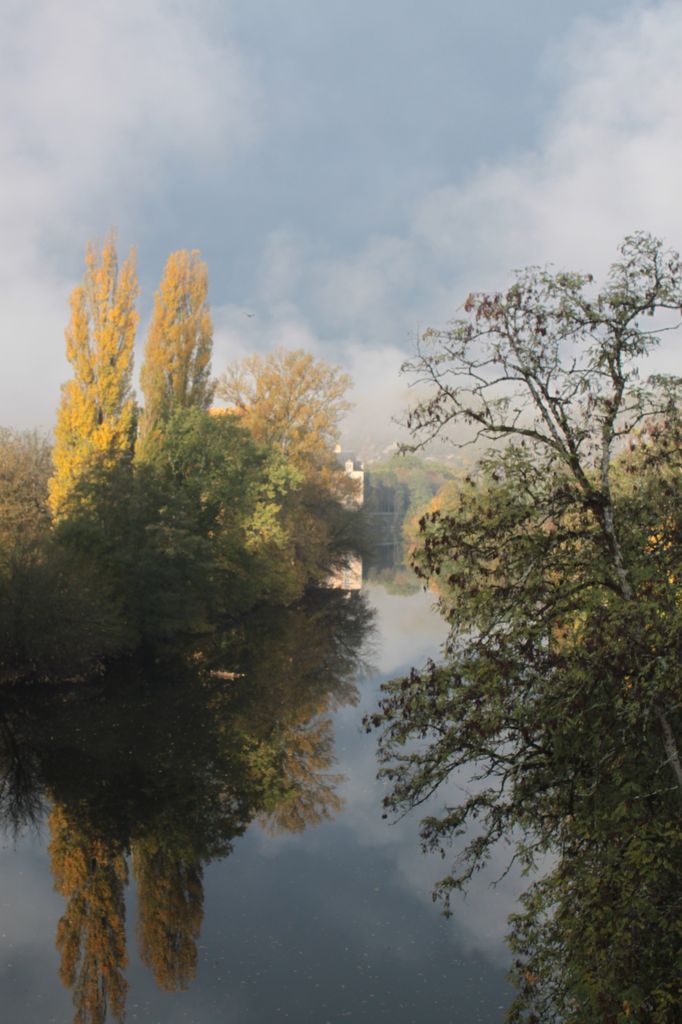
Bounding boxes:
0 714 44 837
260 714 344 835
49 805 128 1024
0 589 374 1023
132 838 203 991
220 592 372 834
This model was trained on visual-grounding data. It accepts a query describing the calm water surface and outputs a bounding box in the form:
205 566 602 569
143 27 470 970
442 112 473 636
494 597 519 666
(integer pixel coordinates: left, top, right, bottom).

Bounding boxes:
0 584 513 1023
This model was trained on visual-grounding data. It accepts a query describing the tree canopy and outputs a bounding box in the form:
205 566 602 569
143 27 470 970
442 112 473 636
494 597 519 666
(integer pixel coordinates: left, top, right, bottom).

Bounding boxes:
368 233 682 1022
216 347 352 472
138 249 214 458
49 233 138 519
0 233 361 679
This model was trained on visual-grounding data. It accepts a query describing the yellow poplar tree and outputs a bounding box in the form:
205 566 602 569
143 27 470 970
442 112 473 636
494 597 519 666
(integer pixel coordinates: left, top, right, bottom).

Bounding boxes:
137 249 213 457
49 233 138 518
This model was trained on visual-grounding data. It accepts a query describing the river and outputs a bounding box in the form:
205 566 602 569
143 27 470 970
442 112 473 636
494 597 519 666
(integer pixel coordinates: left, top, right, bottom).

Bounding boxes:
0 582 513 1023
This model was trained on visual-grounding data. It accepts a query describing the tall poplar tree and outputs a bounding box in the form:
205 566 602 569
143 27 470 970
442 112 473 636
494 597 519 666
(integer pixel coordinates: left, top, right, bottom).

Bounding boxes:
137 249 213 457
49 234 138 518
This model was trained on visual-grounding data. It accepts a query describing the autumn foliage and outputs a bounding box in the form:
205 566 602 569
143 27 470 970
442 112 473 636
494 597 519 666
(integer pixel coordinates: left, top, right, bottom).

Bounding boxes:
138 249 214 459
49 233 138 519
0 233 364 680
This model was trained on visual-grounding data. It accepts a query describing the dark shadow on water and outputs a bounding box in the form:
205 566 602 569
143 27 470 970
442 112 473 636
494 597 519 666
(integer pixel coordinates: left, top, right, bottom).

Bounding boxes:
0 589 375 1024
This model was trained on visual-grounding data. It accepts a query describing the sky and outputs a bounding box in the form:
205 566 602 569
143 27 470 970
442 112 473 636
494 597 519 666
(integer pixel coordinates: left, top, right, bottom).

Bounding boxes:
1 0 681 453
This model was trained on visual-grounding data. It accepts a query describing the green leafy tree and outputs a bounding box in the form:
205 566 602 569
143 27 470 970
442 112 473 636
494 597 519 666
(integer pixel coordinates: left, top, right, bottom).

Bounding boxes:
51 405 298 646
369 233 682 1022
134 407 300 629
0 430 127 682
217 348 362 588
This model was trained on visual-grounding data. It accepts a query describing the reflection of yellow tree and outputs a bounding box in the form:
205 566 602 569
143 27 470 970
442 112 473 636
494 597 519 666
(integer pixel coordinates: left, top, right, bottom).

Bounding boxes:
132 838 203 991
13 591 373 1017
48 804 128 1024
260 708 344 835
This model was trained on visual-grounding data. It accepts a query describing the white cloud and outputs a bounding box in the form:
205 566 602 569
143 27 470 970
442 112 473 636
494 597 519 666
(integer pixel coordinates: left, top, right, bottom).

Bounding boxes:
314 235 419 335
210 301 326 385
0 0 260 230
229 0 682 450
4 0 682 440
257 230 304 308
412 1 682 292
307 0 682 373
0 0 262 429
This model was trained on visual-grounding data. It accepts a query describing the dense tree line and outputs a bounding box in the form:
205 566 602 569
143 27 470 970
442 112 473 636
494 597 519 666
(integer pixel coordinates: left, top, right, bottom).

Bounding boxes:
0 234 362 682
369 234 682 1022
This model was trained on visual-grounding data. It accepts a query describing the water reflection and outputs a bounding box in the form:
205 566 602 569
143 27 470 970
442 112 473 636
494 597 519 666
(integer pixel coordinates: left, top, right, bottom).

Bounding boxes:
50 806 128 1024
133 839 202 993
0 590 374 1024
